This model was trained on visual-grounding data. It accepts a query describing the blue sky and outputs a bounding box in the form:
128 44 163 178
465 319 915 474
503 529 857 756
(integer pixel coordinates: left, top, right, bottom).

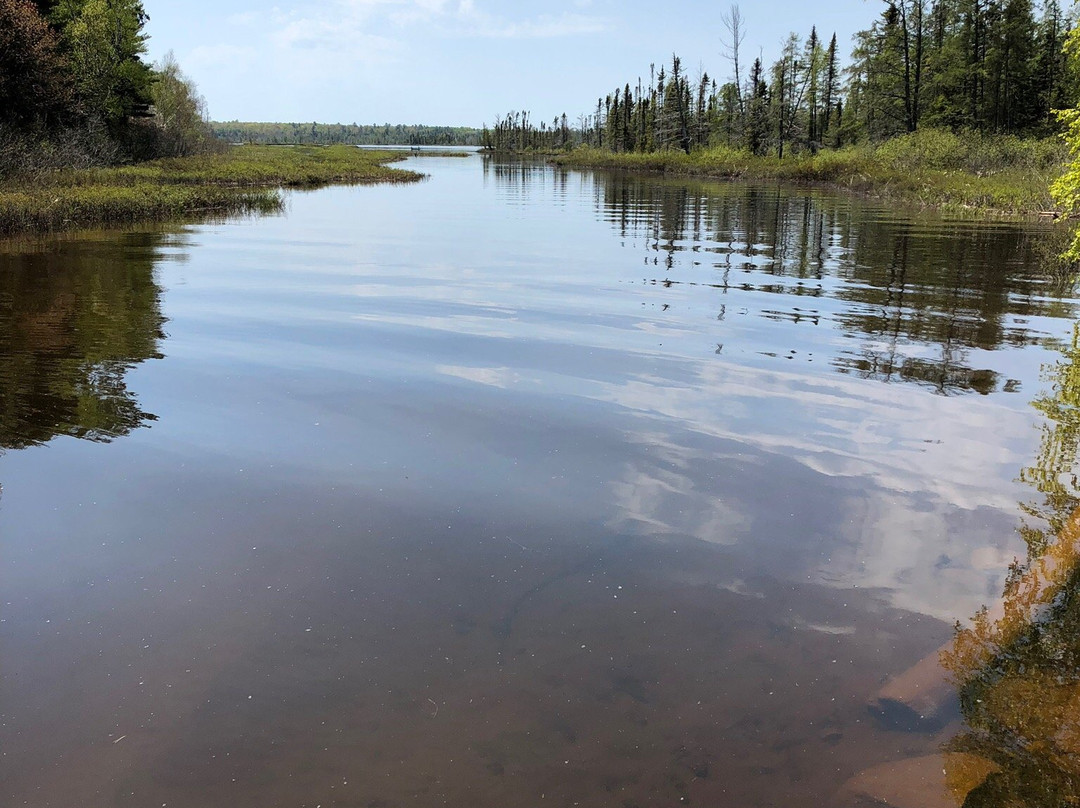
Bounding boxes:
143 0 874 126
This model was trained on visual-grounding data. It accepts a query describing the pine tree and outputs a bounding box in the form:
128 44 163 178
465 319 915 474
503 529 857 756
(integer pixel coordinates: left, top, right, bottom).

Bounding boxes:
821 33 840 144
746 57 770 155
806 27 822 146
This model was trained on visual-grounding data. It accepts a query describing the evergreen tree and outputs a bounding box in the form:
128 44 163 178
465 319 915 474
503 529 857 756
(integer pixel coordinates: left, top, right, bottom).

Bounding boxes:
1033 0 1068 129
746 57 770 155
821 33 840 144
482 0 1077 155
806 27 822 146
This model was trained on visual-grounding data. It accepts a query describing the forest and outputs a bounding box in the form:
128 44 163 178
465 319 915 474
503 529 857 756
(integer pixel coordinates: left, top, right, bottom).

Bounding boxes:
481 0 1078 156
212 122 481 147
7 0 1080 230
0 0 216 177
4 0 1078 172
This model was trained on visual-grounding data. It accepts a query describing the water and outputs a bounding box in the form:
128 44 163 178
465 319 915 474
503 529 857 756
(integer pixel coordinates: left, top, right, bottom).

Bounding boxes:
1 155 1076 807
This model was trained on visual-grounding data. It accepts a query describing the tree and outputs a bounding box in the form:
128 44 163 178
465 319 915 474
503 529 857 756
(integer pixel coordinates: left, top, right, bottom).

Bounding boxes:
919 0 971 129
51 0 154 127
805 27 822 146
854 1 927 138
654 64 667 149
0 0 74 129
666 54 692 154
821 33 840 144
150 51 216 156
897 0 928 133
694 71 709 147
746 57 770 155
1033 0 1069 130
988 0 1037 131
772 33 807 157
1050 29 1080 261
483 0 1077 157
721 4 747 117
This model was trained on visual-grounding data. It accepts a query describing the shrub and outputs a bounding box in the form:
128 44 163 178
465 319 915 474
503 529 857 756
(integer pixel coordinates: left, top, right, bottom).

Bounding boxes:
877 128 1066 175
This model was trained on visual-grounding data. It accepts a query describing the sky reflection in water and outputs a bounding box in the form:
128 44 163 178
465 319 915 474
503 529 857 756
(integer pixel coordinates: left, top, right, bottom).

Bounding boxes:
0 156 1077 807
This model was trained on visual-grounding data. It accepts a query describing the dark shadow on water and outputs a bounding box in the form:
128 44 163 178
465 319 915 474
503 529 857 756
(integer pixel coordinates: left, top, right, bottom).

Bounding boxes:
0 230 171 451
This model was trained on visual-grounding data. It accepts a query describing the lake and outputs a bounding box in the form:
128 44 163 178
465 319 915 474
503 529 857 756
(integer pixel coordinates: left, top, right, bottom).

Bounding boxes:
1 154 1076 807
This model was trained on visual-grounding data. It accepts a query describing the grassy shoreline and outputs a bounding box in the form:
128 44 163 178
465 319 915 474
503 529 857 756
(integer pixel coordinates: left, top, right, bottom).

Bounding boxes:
550 131 1068 217
0 145 422 237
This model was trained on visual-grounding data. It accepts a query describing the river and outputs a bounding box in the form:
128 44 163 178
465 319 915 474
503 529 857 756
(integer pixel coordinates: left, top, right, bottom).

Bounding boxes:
0 154 1076 807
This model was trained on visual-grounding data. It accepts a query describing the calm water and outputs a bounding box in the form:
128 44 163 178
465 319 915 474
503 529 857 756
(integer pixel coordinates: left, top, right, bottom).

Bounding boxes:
1 156 1078 807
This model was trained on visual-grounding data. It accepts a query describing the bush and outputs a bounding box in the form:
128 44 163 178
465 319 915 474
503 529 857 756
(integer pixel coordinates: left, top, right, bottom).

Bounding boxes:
876 128 1066 175
0 120 118 180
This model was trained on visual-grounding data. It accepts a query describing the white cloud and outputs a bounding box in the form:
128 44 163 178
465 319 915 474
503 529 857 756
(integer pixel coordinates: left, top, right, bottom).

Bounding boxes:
446 1 608 38
462 12 608 38
273 0 607 44
182 0 610 94
271 16 399 56
262 1 402 55
419 341 1036 620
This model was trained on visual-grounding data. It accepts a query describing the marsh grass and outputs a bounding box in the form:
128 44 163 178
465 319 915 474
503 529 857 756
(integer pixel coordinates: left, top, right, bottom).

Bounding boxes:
554 129 1067 216
0 145 422 236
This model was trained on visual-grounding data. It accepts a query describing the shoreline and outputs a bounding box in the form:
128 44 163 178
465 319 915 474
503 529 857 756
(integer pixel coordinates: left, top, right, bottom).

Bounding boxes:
0 145 423 238
544 141 1067 220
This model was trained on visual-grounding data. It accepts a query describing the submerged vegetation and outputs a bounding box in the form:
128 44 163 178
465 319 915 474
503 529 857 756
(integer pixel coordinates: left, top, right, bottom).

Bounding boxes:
0 145 421 236
940 322 1080 806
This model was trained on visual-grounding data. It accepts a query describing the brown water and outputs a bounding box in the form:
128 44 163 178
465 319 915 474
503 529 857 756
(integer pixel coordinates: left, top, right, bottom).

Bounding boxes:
1 156 1076 807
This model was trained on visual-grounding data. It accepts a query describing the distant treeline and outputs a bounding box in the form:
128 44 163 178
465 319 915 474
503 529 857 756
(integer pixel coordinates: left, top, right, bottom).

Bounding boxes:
483 0 1079 155
1 0 218 176
213 122 482 147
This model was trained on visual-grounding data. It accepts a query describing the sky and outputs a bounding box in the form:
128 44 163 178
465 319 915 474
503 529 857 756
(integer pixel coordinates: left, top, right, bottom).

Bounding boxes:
143 0 875 127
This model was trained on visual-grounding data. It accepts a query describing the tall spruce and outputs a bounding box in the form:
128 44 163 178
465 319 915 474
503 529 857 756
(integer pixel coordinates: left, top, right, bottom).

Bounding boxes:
481 0 1076 155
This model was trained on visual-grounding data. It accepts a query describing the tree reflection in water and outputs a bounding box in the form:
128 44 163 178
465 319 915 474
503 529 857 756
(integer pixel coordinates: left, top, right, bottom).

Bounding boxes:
0 231 168 451
943 323 1080 806
586 169 1068 397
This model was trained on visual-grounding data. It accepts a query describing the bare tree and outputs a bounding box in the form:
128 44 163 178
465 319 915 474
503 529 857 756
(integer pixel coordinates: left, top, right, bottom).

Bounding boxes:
721 4 747 115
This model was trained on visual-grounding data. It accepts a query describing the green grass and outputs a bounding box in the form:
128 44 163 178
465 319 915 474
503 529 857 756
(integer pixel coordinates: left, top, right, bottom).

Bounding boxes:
0 145 422 236
553 129 1068 216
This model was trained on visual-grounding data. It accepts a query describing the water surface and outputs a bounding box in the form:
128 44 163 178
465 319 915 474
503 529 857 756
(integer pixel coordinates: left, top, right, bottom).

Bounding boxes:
1 155 1077 807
